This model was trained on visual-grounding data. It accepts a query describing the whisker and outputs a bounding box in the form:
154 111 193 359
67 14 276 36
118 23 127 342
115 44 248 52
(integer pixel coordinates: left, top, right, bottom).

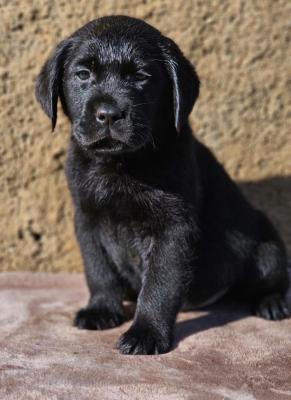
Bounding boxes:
149 58 165 63
149 132 157 151
132 101 155 108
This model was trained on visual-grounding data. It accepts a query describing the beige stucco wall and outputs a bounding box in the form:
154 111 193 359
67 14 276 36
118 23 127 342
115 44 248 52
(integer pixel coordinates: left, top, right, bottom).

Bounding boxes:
1 0 290 272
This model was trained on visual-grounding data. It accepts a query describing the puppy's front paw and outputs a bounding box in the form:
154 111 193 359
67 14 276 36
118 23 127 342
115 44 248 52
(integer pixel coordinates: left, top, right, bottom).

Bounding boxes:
117 324 171 355
74 306 125 330
254 293 290 320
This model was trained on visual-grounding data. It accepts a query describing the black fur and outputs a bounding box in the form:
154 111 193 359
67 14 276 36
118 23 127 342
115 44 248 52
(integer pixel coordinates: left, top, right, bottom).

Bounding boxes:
36 16 290 355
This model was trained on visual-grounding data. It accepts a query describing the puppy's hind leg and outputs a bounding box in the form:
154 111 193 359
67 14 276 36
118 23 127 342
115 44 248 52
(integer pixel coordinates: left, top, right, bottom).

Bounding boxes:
246 213 290 320
251 243 290 320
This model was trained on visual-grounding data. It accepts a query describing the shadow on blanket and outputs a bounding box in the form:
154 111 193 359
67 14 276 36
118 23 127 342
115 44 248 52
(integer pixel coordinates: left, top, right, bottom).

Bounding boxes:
174 299 249 348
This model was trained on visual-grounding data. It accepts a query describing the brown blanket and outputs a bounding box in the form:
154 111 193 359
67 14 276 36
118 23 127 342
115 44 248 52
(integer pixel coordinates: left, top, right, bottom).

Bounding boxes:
0 272 290 399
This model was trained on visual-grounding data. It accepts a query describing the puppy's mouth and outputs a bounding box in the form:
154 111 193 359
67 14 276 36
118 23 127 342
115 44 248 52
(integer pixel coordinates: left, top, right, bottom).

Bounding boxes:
91 138 124 152
73 126 148 155
77 135 126 154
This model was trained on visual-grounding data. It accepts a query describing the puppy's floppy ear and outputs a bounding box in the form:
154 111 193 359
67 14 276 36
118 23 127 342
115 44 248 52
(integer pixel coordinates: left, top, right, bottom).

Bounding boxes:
161 38 200 133
35 39 71 131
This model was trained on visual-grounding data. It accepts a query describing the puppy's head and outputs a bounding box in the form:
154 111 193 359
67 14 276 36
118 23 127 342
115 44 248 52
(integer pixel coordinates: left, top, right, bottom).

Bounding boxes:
36 16 199 154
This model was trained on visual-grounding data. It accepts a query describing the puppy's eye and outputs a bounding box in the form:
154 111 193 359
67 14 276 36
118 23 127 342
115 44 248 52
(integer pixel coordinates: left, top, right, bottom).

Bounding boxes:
76 70 90 81
135 71 151 82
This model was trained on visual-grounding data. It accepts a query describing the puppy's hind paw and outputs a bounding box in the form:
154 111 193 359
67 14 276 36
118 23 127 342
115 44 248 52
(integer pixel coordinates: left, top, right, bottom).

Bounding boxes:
253 294 290 320
117 324 171 355
74 306 125 330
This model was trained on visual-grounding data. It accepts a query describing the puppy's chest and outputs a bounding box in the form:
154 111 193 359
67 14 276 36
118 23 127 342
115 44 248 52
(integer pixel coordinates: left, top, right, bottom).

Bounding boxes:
83 161 184 215
98 216 153 274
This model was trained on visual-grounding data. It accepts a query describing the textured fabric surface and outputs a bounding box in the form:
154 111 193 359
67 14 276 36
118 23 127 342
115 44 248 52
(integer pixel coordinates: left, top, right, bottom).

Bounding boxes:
0 272 291 400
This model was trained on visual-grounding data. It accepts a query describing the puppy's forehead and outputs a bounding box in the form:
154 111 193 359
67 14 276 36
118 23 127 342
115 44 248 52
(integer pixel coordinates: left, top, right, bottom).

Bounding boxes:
78 39 147 65
72 19 163 66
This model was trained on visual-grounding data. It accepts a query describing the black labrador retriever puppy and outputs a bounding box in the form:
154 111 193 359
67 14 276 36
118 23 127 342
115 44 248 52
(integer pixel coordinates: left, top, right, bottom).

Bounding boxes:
36 16 290 354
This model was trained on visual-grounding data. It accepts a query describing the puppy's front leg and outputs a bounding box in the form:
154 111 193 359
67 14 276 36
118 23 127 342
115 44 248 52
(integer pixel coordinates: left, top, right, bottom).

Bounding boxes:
118 225 194 355
74 210 125 330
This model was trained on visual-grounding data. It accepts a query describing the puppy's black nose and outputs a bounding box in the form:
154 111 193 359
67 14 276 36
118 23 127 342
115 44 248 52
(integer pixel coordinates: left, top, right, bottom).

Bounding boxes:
96 104 123 126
